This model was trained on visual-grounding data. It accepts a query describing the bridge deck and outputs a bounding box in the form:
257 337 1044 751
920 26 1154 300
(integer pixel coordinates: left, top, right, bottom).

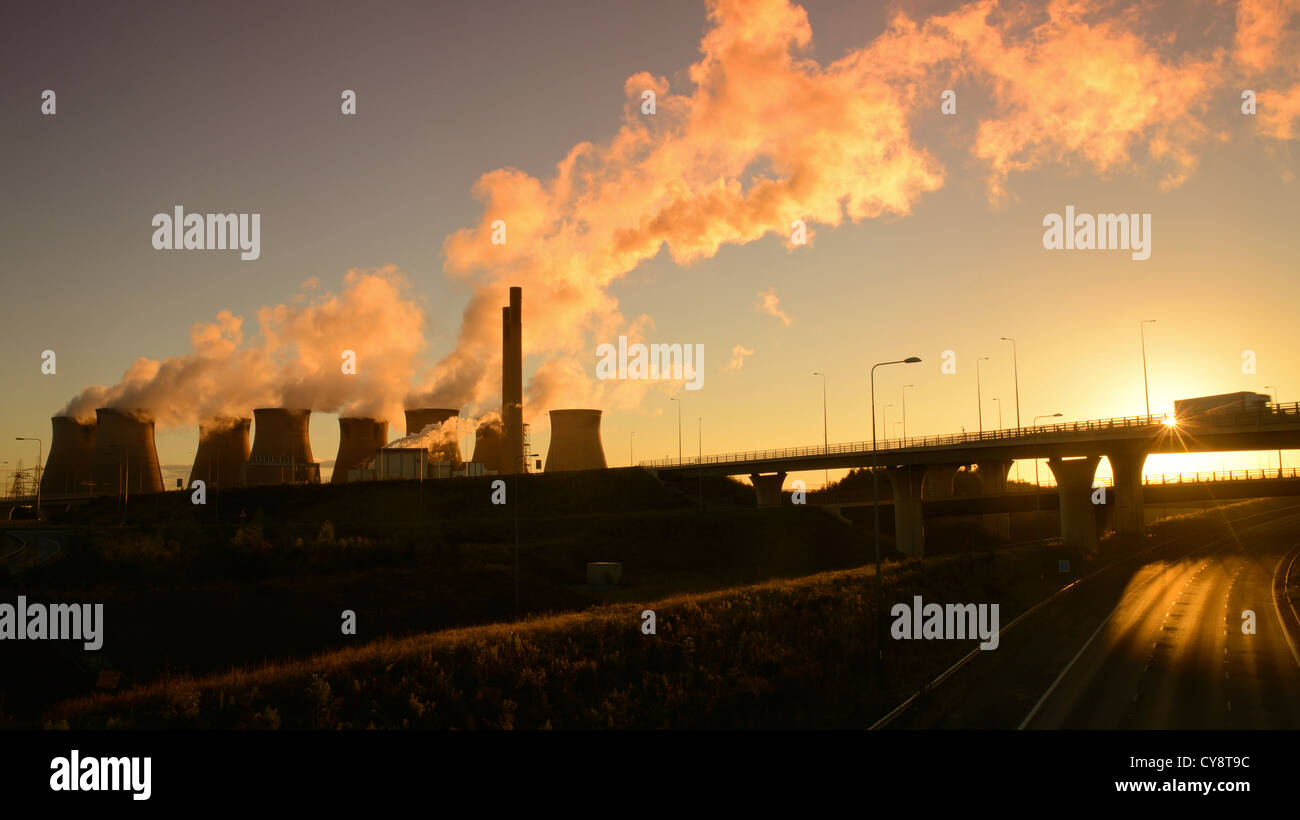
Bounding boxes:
643 404 1300 476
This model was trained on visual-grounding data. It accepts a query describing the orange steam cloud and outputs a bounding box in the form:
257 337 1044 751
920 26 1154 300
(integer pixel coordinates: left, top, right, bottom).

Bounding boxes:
416 0 1276 419
60 267 424 429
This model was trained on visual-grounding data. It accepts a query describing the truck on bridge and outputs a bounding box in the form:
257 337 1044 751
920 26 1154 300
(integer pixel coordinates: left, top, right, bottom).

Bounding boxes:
1173 392 1271 419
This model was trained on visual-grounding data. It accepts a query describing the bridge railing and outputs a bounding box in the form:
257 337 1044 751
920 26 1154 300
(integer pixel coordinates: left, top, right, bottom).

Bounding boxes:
1139 467 1300 485
641 413 1171 468
808 467 1300 504
640 402 1300 469
1008 467 1300 489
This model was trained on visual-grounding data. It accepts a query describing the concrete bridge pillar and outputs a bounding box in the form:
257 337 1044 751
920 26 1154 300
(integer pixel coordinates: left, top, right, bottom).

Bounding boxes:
885 464 927 558
750 472 787 507
922 464 959 499
975 460 1013 494
977 460 1014 538
1107 449 1148 536
1047 455 1101 552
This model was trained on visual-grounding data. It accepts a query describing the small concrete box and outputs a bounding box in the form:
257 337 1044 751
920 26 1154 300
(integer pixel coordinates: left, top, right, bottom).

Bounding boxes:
587 562 622 586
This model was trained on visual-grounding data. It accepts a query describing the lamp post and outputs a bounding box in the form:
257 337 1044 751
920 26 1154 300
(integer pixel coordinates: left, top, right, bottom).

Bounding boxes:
670 397 681 464
1001 337 1021 430
871 355 922 685
901 384 914 442
15 437 41 522
882 404 895 442
513 441 538 616
1033 413 1062 539
1001 337 1021 482
992 397 1002 430
976 356 991 435
1265 385 1281 476
813 371 829 490
1140 319 1156 422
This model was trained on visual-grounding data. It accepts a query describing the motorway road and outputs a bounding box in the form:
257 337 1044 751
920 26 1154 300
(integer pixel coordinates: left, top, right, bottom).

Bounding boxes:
881 504 1300 730
1022 526 1300 729
0 529 64 576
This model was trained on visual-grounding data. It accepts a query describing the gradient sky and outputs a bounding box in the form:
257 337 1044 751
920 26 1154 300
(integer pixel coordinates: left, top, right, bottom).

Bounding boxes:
2 0 1298 489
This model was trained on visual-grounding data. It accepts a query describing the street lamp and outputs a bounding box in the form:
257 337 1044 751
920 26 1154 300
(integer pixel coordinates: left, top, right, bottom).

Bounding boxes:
1266 385 1281 476
871 355 922 684
813 371 829 489
669 397 682 464
976 356 991 435
15 437 41 522
1033 413 1062 539
992 397 1002 431
882 404 895 442
1001 337 1021 430
1140 319 1156 422
1001 337 1021 482
900 384 914 442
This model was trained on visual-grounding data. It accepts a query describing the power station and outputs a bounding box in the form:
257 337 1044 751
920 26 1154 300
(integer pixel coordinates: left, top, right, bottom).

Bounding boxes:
87 408 164 496
545 410 607 472
501 286 524 474
332 418 388 484
404 408 462 464
40 416 97 497
242 408 320 486
33 286 609 497
189 417 251 490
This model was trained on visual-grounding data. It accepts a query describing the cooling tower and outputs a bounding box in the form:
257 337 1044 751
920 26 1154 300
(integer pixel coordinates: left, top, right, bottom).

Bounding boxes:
501 286 523 474
545 409 607 472
88 408 164 496
404 407 462 464
188 417 251 490
243 408 320 486
40 416 97 497
472 420 504 473
332 417 389 484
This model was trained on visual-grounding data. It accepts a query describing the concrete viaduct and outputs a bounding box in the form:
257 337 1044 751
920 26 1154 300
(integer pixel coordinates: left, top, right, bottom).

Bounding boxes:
642 404 1300 556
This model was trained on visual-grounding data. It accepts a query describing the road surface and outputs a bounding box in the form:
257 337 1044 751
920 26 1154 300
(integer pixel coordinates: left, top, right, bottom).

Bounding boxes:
1022 541 1300 728
882 504 1300 729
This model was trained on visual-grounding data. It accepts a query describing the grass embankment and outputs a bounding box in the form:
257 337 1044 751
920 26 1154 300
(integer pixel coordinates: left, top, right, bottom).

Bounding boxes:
49 540 1078 729
3 470 872 722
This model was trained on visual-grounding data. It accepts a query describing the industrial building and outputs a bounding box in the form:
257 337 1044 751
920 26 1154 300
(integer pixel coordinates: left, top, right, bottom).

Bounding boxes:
241 408 321 486
40 416 97 497
36 286 611 497
189 417 251 490
87 408 164 496
332 417 388 484
501 286 524 474
545 409 607 472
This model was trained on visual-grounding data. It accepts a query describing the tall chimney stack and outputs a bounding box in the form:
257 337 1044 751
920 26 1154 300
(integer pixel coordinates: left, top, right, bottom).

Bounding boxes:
501 286 523 474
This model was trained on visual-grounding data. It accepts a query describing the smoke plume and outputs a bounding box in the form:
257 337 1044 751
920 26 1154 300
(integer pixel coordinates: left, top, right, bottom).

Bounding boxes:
60 266 424 429
61 0 1300 432
414 0 1269 421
